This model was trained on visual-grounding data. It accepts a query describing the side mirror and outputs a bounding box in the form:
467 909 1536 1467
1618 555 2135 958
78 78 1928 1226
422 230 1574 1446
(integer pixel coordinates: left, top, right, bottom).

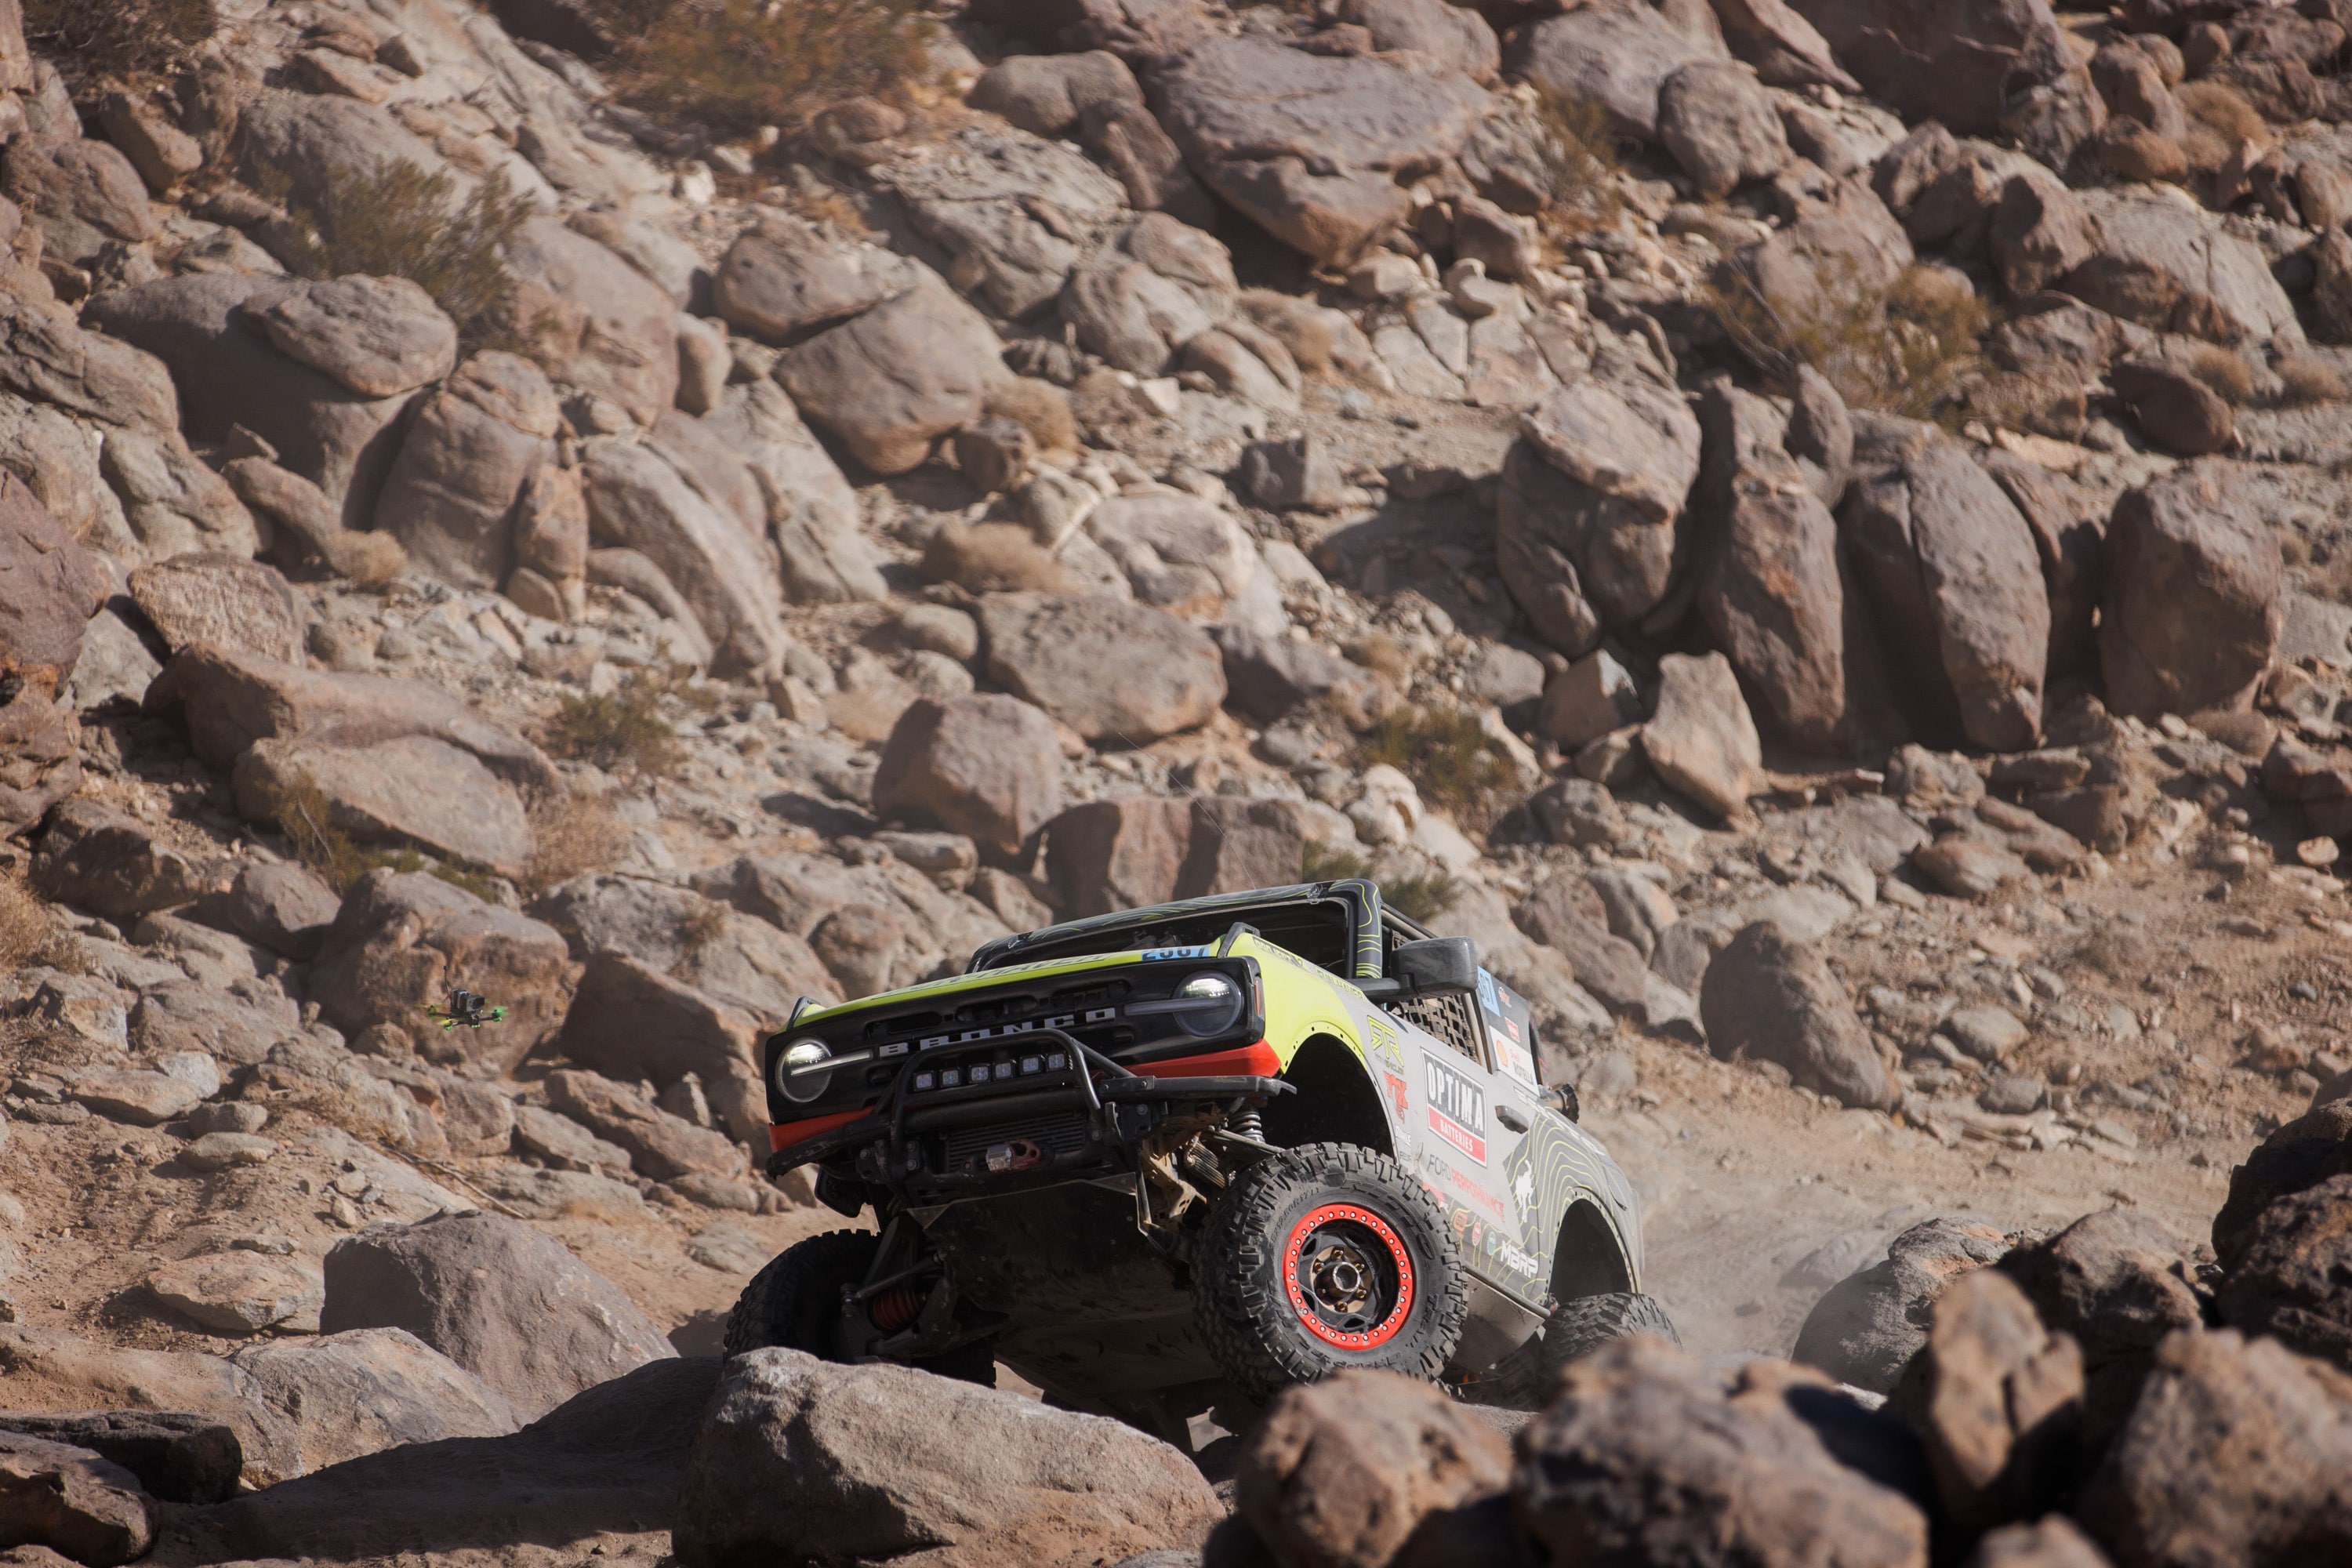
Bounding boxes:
1540 1083 1581 1123
1359 936 1479 1001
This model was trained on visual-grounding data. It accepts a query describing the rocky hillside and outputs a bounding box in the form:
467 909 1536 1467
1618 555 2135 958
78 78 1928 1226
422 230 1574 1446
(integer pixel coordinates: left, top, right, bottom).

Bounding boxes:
1 0 2350 1561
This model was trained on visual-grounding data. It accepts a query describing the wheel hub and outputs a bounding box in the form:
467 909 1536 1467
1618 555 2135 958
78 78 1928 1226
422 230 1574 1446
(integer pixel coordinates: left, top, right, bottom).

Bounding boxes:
1282 1202 1416 1351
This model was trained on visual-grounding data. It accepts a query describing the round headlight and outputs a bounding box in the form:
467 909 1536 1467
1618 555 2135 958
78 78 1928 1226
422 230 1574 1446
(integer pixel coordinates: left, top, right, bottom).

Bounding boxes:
1174 971 1243 1036
776 1038 832 1102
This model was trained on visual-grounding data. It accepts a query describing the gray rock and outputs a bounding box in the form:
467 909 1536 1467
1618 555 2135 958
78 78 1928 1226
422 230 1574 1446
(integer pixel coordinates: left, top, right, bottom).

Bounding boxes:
1792 1216 2011 1392
1840 416 2048 752
144 1253 321 1335
1213 626 1377 725
1511 2 1729 141
491 217 680 422
228 1329 518 1482
530 873 833 1018
2100 459 2281 720
2112 358 2234 456
1786 0 2069 137
233 733 533 878
0 1433 151 1567
980 592 1226 743
1 136 154 265
970 51 1142 138
545 1068 745 1183
1700 921 1896 1109
1341 0 1500 83
321 1210 676 1422
71 1069 203 1128
0 470 114 699
512 1102 632 1174
1499 337 1700 655
673 1349 1221 1568
127 554 305 665
374 352 560 592
249 275 457 400
702 380 886 606
1657 60 1790 198
713 216 897 343
2062 187 2303 346
872 125 1129 320
1642 652 1762 823
776 285 1005 476
0 1412 238 1506
32 798 223 924
1059 214 1237 377
873 693 1066 859
554 953 768 1143
1710 0 1860 89
184 861 340 961
1152 35 1488 266
129 981 299 1068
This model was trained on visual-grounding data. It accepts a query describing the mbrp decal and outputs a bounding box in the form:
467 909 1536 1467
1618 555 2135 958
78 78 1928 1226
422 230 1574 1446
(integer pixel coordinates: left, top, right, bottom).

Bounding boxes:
1422 1051 1486 1164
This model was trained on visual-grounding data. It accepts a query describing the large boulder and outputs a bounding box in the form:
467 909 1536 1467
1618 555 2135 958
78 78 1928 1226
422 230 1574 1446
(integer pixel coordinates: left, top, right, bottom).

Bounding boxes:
227 1329 519 1484
545 1067 746 1181
127 554 304 664
1043 794 1306 918
529 873 836 1018
2099 460 2281 720
1509 2 1730 141
1657 60 1791 198
320 1211 675 1423
1904 1269 2085 1534
0 1432 151 1567
2213 1174 2352 1377
185 859 340 960
1237 1369 1510 1568
1709 0 1861 89
1785 0 2071 136
0 1413 238 1507
553 953 769 1143
2213 1103 2352 1272
1795 1217 2013 1393
873 694 1065 861
1642 652 1763 823
144 644 557 793
1515 1338 1929 1566
82 274 415 532
701 380 887 605
2 136 154 266
309 869 573 1068
582 417 789 677
373 352 560 591
1512 873 1652 1019
2062 188 2301 347
688 852 1013 1001
31 800 225 922
489 217 679 422
1839 416 2049 752
712 216 901 343
248 275 457 401
1151 35 1488 266
233 734 536 878
673 1349 1221 1568
1700 920 1894 1107
979 593 1226 742
0 470 107 692
1978 448 2106 681
1059 213 1238 376
2076 1329 2352 1566
1999 1209 2205 1450
1497 336 1700 656
775 285 1006 476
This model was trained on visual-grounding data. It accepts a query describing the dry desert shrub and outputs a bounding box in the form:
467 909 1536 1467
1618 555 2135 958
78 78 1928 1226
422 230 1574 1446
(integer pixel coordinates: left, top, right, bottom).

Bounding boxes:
521 789 631 896
611 0 931 136
2178 81 2268 173
1359 706 1514 808
26 0 216 82
267 159 534 352
1531 86 1630 238
2274 353 2347 406
2185 343 2256 404
1710 257 1990 423
541 669 695 779
0 873 56 971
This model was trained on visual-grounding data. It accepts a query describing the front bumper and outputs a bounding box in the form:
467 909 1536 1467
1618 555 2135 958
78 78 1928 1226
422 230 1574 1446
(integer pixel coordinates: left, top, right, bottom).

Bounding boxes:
766 1033 1287 1203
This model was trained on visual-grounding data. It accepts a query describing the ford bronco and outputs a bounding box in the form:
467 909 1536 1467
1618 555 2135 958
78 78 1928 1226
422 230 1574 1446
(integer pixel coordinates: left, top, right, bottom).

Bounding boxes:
728 877 1668 1431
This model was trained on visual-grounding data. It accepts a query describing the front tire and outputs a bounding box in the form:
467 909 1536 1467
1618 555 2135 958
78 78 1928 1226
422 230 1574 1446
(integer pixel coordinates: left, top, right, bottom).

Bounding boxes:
1538 1290 1680 1376
724 1229 994 1385
1192 1142 1466 1402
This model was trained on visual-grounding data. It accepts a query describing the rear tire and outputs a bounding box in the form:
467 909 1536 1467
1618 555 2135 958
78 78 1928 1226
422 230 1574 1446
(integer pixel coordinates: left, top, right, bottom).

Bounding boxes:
1539 1290 1679 1375
724 1229 995 1385
1192 1142 1465 1402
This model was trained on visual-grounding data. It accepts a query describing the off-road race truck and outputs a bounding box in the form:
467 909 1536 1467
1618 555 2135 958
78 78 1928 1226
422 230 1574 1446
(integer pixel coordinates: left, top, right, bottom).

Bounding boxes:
726 877 1669 1435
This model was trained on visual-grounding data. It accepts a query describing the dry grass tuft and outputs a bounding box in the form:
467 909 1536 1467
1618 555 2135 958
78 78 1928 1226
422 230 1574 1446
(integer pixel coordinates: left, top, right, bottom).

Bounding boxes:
541 670 692 779
2186 343 2256 404
2178 81 2268 173
26 0 216 82
613 0 931 137
1530 87 1629 238
270 159 534 351
520 789 632 896
0 874 58 971
1710 258 1990 423
2275 353 2347 406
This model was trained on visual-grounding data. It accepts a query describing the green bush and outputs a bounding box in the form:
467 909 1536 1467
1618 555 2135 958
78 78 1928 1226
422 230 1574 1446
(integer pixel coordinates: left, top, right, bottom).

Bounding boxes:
1359 707 1513 807
270 159 534 351
541 670 692 779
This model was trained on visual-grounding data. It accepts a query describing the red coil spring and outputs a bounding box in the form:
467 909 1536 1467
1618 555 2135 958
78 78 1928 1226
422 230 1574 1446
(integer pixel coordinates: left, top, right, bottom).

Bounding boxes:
869 1286 924 1333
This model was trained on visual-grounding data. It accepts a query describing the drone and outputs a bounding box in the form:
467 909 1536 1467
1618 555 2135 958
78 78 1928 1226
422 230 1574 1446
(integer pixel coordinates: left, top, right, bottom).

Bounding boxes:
423 989 506 1030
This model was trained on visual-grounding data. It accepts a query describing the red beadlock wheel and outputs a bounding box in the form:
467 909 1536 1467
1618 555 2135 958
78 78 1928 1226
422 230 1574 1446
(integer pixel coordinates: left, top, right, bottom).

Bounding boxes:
1282 1202 1416 1350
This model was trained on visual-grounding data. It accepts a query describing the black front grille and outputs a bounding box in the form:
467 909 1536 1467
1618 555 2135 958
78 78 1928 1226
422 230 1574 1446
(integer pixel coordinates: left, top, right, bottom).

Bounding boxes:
941 1112 1095 1176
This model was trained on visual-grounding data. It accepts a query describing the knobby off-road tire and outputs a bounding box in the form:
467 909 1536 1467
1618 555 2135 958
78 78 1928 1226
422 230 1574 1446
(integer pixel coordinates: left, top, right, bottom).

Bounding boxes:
1192 1141 1466 1402
1539 1290 1680 1376
724 1229 994 1385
